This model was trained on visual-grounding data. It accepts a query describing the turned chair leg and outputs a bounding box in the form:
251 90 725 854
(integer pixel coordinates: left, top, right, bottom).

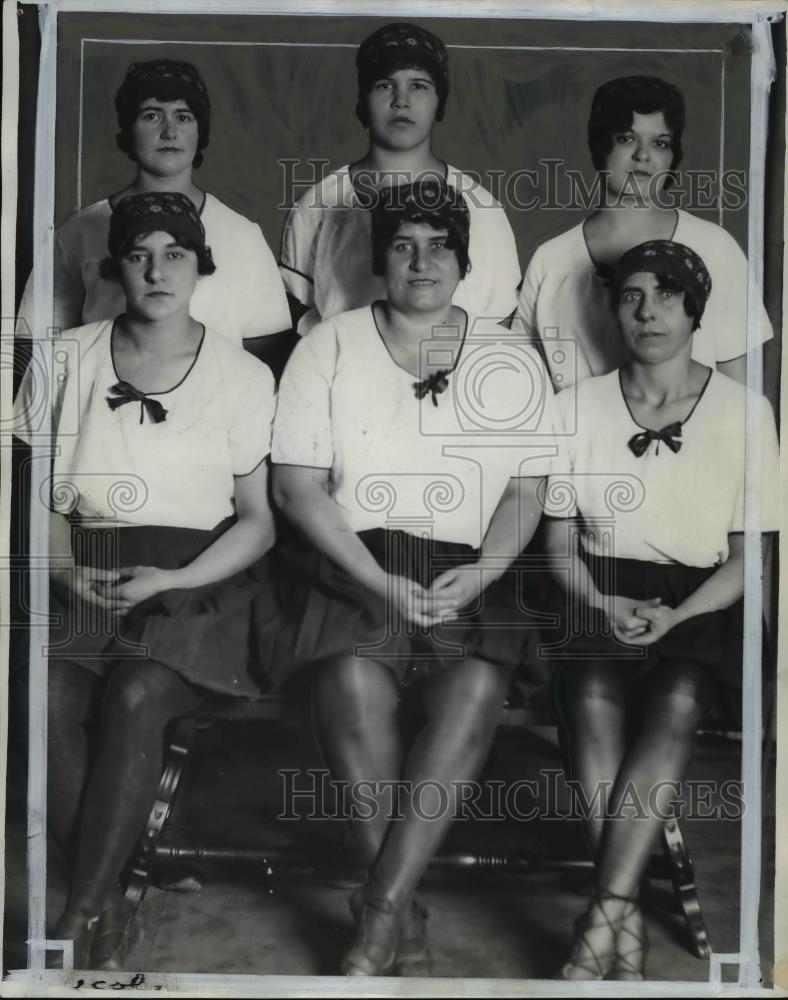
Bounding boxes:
661 817 712 958
124 719 195 907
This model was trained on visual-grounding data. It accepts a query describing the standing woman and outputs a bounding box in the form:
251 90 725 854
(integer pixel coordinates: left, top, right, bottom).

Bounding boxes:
17 58 290 346
15 193 281 969
279 22 521 333
516 76 772 389
543 242 779 980
273 181 556 975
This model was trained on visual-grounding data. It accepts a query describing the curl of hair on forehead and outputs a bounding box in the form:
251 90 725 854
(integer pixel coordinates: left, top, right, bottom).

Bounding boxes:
370 181 470 277
588 76 686 189
99 231 216 282
611 272 701 331
114 59 211 169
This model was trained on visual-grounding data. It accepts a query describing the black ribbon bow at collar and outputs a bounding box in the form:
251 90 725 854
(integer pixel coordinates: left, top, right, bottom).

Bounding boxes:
627 422 683 457
413 369 450 407
106 381 168 424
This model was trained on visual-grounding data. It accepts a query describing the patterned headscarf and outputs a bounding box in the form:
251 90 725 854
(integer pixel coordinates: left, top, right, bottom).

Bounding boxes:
370 179 471 277
108 191 207 258
115 59 211 167
356 22 450 123
612 240 712 321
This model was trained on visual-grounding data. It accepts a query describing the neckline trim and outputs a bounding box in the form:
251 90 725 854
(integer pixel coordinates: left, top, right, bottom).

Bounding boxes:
617 364 713 434
369 301 469 383
110 318 207 397
580 208 680 271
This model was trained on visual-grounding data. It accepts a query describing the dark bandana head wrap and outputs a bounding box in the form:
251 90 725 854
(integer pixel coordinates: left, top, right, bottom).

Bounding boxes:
356 22 450 122
108 191 207 259
115 59 211 165
612 240 712 322
370 179 471 277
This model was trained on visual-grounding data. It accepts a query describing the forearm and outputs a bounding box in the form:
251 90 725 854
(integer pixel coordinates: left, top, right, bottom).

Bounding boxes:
275 475 388 596
673 553 744 626
169 515 274 591
49 510 75 584
545 517 604 609
479 478 544 580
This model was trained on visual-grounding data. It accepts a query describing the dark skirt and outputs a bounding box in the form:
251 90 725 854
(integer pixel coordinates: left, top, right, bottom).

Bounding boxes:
542 552 743 706
271 528 547 688
48 518 279 698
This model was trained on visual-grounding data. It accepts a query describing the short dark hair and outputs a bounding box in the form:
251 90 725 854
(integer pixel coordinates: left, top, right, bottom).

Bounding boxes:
99 232 216 281
588 76 685 189
612 272 701 331
115 59 210 169
355 22 449 126
370 181 470 278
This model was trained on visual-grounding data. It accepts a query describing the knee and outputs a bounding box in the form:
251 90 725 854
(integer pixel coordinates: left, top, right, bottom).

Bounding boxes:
47 662 95 735
427 660 507 748
313 658 398 742
647 686 710 739
565 685 624 735
102 665 169 726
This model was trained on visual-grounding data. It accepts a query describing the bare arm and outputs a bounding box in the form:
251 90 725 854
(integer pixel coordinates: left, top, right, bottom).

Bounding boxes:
628 534 747 646
428 476 549 610
114 461 275 606
543 516 651 639
716 354 748 386
273 463 453 625
49 510 127 612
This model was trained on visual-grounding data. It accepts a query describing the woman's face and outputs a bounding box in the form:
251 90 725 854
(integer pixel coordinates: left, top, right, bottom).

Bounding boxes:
603 110 675 202
130 99 199 177
384 221 461 313
118 230 199 321
364 67 440 152
617 271 694 364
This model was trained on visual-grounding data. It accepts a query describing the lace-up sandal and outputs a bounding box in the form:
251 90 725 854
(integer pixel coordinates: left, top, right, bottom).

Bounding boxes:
558 889 635 980
607 901 648 981
342 886 402 976
349 886 433 977
393 897 433 977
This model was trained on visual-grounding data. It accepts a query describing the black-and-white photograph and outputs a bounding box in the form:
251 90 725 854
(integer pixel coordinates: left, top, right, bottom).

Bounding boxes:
3 0 785 993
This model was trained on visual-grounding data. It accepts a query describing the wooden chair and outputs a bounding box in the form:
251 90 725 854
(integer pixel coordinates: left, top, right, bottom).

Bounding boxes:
124 693 711 960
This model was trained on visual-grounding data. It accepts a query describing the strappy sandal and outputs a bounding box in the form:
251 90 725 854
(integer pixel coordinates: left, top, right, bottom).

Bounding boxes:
607 901 648 981
349 886 433 977
393 897 433 977
342 884 402 976
558 889 636 981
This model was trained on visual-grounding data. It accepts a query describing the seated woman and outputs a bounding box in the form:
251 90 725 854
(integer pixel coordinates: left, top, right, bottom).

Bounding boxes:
279 21 521 333
272 179 558 976
17 58 290 347
543 241 779 980
15 192 280 969
516 76 772 389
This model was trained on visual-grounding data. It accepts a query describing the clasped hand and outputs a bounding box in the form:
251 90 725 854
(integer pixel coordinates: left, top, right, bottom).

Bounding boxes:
387 563 498 628
53 564 176 616
606 595 679 645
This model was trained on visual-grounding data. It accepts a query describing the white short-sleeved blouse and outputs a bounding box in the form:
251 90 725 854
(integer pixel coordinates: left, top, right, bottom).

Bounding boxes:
272 307 558 548
516 211 773 390
546 368 780 567
278 165 521 335
17 193 291 345
14 319 276 530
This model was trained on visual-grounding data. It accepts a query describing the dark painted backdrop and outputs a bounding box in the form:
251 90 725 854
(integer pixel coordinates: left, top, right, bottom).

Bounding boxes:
53 12 782 399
